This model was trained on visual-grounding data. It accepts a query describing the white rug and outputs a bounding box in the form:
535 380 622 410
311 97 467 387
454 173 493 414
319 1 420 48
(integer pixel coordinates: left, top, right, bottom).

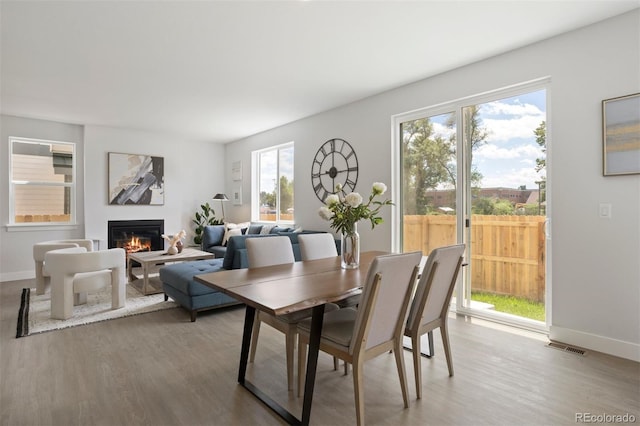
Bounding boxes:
16 285 177 337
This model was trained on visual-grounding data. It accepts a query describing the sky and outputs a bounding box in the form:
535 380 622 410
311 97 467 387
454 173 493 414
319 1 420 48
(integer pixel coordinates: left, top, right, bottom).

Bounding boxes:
430 89 546 190
259 144 294 194
477 90 546 189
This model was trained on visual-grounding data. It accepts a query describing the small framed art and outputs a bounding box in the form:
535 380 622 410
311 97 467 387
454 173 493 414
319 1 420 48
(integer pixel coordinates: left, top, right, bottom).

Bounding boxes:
602 93 640 176
232 183 242 205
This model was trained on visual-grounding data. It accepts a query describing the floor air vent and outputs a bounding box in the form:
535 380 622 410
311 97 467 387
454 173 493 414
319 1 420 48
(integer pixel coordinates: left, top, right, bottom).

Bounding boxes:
547 342 586 355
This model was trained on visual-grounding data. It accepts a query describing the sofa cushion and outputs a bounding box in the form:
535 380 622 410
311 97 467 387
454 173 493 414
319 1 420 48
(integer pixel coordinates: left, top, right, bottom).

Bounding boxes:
208 246 227 258
270 225 294 234
159 258 224 296
202 225 225 250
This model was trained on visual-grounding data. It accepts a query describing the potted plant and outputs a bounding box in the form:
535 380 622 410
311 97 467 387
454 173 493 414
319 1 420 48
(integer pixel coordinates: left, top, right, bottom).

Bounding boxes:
192 202 223 246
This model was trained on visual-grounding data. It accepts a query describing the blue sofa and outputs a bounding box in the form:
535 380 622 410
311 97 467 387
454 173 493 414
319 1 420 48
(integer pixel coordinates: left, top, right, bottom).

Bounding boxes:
160 230 335 321
201 223 298 258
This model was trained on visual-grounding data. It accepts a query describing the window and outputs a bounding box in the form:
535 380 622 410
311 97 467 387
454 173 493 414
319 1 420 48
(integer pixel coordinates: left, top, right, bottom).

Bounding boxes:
252 142 294 223
9 137 76 226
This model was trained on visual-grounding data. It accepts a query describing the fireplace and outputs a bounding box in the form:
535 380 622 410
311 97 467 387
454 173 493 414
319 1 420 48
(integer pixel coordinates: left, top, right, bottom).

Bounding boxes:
108 220 164 255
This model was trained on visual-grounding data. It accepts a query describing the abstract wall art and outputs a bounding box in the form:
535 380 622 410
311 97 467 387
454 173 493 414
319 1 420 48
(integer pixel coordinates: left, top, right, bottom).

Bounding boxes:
108 152 165 205
602 93 640 176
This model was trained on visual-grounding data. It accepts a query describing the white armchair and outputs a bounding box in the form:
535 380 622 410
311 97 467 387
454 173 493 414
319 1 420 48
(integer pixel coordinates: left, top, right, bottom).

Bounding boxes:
33 239 94 295
44 247 126 320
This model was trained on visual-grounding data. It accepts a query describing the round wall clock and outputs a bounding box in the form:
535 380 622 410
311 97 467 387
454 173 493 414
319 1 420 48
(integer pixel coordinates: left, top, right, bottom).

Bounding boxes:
311 138 359 202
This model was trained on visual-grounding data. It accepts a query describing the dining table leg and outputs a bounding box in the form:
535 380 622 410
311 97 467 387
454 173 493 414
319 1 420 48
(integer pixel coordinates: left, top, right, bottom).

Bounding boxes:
235 304 326 426
238 305 255 384
300 303 325 425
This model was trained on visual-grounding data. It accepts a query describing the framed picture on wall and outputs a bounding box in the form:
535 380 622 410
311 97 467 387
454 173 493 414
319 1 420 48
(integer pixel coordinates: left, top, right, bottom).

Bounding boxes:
232 160 242 181
602 93 640 176
108 152 165 205
232 183 242 205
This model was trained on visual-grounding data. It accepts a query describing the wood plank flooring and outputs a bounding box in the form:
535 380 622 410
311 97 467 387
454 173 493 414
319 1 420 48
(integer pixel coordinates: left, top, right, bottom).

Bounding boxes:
1 279 638 426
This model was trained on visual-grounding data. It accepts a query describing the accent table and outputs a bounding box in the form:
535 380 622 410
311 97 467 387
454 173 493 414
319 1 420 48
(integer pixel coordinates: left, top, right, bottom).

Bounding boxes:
128 248 214 295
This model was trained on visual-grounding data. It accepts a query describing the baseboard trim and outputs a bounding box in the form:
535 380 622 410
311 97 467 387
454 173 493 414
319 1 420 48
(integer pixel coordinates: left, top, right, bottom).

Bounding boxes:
0 270 34 283
549 325 640 362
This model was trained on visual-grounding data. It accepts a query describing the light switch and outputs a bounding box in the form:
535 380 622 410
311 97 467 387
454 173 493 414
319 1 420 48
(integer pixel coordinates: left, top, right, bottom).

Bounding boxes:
599 203 612 219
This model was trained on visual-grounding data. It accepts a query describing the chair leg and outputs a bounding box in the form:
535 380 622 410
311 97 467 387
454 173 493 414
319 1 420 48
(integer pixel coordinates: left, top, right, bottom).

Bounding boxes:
412 334 423 399
35 261 46 295
249 312 261 362
112 270 125 309
51 275 74 320
285 330 296 391
297 337 307 397
440 324 454 376
353 358 365 426
394 339 410 408
333 357 339 371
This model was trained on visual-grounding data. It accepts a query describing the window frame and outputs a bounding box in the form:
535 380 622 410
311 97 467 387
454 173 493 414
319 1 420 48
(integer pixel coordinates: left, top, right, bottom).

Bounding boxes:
8 136 77 230
251 141 294 224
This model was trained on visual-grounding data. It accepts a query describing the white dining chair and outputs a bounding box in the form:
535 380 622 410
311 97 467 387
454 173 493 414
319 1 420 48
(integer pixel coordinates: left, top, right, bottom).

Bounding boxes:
298 233 337 260
246 236 298 390
297 251 422 425
404 243 465 399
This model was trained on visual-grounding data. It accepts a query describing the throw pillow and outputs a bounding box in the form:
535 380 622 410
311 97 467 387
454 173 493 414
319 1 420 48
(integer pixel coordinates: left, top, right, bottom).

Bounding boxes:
259 225 276 235
222 221 250 246
247 224 263 234
224 228 242 244
202 224 225 247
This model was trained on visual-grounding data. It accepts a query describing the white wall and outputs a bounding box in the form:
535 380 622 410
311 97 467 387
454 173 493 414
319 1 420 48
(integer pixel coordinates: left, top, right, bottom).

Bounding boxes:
0 115 85 281
83 125 226 248
224 10 640 361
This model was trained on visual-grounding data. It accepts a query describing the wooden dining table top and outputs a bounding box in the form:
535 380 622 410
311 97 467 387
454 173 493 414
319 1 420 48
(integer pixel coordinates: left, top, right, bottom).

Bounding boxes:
194 250 386 316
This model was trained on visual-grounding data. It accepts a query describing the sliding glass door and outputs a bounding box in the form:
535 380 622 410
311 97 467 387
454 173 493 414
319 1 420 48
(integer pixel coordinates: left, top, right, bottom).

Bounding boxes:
395 81 549 330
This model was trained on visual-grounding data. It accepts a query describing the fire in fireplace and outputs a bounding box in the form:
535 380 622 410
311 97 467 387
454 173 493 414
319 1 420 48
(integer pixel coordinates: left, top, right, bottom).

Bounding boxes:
108 220 164 255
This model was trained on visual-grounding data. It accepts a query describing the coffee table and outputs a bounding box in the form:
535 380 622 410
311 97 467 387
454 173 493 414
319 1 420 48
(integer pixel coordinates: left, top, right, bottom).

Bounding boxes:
128 248 214 295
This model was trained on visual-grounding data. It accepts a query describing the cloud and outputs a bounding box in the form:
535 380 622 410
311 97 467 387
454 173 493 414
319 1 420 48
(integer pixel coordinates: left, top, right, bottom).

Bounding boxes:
475 143 542 160
481 100 545 142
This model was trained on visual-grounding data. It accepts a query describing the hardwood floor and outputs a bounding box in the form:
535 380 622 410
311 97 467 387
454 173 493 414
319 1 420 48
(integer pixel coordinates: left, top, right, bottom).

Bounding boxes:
1 279 638 426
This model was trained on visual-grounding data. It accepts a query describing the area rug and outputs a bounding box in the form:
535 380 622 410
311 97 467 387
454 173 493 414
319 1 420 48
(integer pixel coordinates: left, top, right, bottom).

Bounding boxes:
16 285 177 338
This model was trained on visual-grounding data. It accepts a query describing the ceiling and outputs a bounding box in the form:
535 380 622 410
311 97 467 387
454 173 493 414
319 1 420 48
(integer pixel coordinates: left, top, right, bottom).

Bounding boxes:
1 1 638 144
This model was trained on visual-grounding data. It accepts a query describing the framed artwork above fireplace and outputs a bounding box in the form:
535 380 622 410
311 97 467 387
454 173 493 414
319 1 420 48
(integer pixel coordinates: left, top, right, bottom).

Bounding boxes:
108 152 164 205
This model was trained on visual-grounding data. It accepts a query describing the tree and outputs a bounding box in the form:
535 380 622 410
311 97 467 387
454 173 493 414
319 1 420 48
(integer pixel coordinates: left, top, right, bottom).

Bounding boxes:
402 106 489 215
260 191 275 208
279 175 294 213
534 121 546 174
534 121 546 206
402 118 450 214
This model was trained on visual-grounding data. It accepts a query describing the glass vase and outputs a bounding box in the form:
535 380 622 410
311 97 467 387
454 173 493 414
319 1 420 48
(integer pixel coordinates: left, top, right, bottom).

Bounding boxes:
341 223 360 269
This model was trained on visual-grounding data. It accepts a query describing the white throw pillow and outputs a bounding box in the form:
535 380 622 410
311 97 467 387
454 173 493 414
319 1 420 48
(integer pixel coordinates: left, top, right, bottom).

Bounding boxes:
222 222 250 246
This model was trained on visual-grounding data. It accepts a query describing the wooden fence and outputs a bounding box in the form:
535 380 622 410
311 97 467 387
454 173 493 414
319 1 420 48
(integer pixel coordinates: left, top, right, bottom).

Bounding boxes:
403 215 546 302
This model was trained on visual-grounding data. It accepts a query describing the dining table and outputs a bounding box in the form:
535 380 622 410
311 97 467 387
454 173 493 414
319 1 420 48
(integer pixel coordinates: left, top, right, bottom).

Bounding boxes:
194 250 387 426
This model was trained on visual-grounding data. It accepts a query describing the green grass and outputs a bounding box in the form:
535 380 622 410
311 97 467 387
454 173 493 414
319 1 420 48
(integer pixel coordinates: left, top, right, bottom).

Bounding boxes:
471 291 545 321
